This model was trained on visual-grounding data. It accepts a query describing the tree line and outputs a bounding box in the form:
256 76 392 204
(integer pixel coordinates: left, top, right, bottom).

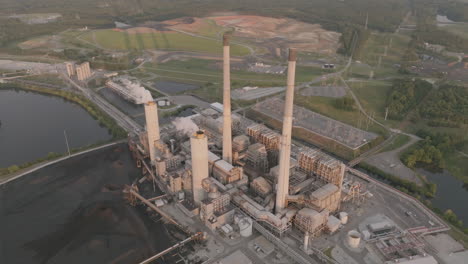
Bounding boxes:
409 0 468 53
419 85 468 128
385 78 432 120
402 130 466 171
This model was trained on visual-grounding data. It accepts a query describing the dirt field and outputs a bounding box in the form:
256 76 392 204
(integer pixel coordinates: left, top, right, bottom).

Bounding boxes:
209 15 341 53
18 35 63 50
0 144 174 264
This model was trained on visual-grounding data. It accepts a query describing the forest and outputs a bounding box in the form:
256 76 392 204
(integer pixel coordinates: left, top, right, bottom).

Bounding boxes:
419 85 468 128
385 78 432 120
438 0 468 22
402 130 465 171
410 0 468 53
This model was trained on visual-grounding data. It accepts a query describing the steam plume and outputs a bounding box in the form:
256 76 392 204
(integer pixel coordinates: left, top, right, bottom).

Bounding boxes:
172 117 199 135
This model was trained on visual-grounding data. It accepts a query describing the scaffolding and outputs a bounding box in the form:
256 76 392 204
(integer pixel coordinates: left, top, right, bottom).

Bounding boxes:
247 124 280 167
246 143 269 172
294 208 328 238
298 148 344 188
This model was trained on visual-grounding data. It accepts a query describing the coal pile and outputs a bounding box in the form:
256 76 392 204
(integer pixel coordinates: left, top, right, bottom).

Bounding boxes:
0 144 173 264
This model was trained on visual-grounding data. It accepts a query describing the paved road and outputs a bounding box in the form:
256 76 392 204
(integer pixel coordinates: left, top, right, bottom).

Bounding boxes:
347 167 449 231
63 71 142 133
364 134 422 184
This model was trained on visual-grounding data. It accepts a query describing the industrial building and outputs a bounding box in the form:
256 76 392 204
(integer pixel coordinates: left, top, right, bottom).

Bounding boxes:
251 97 379 150
115 30 454 264
66 61 92 81
120 33 388 264
125 39 348 241
106 76 153 104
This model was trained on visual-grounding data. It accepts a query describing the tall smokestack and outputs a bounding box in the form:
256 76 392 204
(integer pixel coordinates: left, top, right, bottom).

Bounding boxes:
275 48 297 214
191 130 209 204
144 101 160 163
222 33 233 164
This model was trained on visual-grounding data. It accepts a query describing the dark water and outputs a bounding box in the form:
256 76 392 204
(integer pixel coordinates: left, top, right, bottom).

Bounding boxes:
154 81 199 95
0 89 112 168
0 144 174 264
417 169 468 225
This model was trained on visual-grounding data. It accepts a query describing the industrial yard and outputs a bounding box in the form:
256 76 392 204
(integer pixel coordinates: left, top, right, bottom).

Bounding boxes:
1 6 467 263
252 97 379 150
101 37 452 264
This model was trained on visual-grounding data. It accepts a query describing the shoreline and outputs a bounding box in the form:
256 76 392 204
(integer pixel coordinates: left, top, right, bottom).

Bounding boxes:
0 83 127 138
0 83 128 177
0 140 124 185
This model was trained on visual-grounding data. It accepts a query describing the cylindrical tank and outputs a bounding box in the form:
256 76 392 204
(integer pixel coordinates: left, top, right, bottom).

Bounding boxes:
347 230 361 248
303 232 310 252
339 212 348 224
238 217 253 237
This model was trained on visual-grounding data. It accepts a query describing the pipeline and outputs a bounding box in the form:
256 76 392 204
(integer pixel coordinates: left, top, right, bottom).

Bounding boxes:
137 232 203 264
128 189 192 236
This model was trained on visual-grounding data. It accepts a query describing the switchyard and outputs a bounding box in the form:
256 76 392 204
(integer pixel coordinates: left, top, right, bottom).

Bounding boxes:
252 97 378 150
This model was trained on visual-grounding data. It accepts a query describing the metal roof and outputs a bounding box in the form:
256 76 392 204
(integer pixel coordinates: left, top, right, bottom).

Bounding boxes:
310 183 338 200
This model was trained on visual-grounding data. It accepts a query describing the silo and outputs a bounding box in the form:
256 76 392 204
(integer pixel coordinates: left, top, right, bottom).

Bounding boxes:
347 230 361 248
238 217 253 237
339 212 348 224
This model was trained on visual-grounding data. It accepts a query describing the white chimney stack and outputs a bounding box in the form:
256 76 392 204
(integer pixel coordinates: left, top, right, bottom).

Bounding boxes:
222 33 233 164
144 101 160 163
275 48 297 214
191 130 209 204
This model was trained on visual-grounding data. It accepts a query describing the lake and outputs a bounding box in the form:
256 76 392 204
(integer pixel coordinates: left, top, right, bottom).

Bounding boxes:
0 89 112 168
418 168 468 225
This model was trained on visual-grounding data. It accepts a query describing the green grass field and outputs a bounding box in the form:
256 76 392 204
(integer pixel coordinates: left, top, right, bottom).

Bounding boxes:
351 32 411 79
348 80 400 126
135 58 327 102
440 24 468 39
294 93 387 136
81 29 250 56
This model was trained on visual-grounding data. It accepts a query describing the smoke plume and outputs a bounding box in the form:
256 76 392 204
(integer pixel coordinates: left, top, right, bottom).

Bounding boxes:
119 78 153 104
172 117 199 136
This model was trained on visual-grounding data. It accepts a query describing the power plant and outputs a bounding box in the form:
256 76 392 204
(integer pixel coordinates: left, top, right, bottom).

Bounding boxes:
122 33 447 264
125 38 349 261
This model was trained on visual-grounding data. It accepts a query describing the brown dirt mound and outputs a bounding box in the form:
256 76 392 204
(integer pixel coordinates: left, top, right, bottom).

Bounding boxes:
168 17 209 32
208 15 341 53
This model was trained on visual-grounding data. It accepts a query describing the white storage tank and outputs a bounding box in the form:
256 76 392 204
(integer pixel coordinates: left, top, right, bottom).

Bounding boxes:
347 230 361 248
238 217 253 237
339 212 348 224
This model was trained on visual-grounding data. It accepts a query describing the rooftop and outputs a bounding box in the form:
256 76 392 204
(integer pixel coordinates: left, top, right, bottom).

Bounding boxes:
217 250 252 264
